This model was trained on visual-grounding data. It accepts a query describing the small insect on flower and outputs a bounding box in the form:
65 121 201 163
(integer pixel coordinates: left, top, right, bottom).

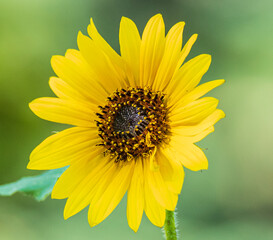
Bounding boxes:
28 14 225 232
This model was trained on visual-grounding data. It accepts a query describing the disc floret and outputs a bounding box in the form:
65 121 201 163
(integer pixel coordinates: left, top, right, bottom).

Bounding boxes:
96 87 170 162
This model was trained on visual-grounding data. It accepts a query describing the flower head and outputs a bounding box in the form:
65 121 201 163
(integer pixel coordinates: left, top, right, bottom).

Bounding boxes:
28 14 225 232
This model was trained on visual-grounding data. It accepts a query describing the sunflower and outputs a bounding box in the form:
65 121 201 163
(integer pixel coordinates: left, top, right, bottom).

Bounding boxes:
28 14 225 232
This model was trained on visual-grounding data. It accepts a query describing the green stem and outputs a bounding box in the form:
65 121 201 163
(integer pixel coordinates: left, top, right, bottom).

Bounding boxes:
163 210 178 240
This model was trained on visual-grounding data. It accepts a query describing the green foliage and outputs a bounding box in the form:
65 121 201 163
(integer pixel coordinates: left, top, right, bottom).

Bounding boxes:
0 167 67 201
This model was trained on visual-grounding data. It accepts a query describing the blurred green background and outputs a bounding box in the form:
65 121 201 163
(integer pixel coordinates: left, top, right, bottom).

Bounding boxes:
1 0 273 239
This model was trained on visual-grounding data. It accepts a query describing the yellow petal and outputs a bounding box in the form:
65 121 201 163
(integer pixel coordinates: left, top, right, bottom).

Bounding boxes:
170 97 219 126
88 161 134 227
140 14 165 87
149 146 159 171
29 97 96 127
176 79 225 108
63 155 114 219
87 18 124 69
144 164 166 227
77 32 125 93
29 97 97 127
27 127 100 170
51 150 103 199
169 142 208 171
127 159 144 232
170 109 225 135
153 21 185 91
87 19 129 88
49 77 91 104
144 158 178 211
174 34 198 74
171 126 215 143
64 49 110 102
157 148 184 194
119 17 141 86
51 54 106 105
167 54 211 108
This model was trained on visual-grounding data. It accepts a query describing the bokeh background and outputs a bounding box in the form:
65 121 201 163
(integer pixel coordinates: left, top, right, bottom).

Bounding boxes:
1 0 273 239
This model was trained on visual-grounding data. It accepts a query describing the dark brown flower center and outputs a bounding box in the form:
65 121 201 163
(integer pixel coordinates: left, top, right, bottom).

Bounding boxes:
113 105 148 137
96 87 169 162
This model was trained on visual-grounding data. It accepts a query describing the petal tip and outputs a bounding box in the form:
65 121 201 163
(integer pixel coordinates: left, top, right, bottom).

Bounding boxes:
202 161 209 170
221 110 226 118
63 207 72 220
50 55 63 68
121 16 129 22
149 13 163 23
120 16 134 29
28 100 38 112
50 55 56 65
77 31 86 43
154 13 162 18
192 33 198 41
63 213 69 220
177 21 186 29
51 192 57 199
48 77 55 86
77 31 83 40
129 225 139 233
204 54 212 61
88 218 99 228
26 161 34 170
51 188 62 200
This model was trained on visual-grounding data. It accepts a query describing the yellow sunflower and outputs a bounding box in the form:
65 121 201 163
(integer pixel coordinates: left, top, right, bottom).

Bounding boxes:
28 14 225 232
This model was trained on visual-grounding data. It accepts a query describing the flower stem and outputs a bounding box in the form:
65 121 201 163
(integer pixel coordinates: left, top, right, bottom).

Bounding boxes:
163 210 178 240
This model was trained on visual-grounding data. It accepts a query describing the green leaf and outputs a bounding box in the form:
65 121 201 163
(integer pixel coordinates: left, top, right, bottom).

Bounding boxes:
0 167 68 201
